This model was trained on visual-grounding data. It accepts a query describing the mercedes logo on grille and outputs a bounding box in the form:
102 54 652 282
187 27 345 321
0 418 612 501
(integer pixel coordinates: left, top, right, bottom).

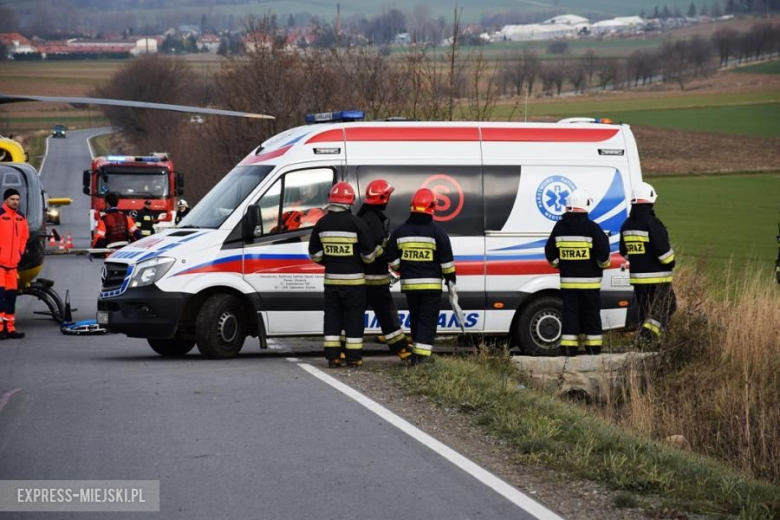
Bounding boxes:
101 265 108 287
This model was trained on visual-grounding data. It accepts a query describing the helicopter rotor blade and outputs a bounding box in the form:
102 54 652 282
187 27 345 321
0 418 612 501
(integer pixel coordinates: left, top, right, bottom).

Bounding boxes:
0 94 275 120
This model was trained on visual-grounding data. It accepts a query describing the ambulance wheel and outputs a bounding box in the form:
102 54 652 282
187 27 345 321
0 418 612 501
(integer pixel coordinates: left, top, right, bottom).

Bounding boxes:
195 294 247 359
515 296 563 356
147 338 195 357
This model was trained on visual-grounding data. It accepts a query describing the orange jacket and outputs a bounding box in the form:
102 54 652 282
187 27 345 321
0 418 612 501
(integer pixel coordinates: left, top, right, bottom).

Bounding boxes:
0 203 29 268
92 208 141 248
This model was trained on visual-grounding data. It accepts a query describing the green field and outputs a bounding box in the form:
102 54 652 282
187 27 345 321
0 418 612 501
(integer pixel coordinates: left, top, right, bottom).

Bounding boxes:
601 103 780 137
493 90 780 119
654 173 780 274
732 59 780 75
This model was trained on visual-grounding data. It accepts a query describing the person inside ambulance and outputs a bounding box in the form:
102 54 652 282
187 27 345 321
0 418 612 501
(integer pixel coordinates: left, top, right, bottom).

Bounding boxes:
286 183 326 229
619 182 677 346
308 182 378 368
0 189 29 340
92 192 143 249
385 188 456 366
544 189 611 357
357 179 412 362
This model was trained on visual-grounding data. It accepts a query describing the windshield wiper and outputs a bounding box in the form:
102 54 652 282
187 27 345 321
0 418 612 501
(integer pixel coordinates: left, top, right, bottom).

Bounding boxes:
177 225 201 229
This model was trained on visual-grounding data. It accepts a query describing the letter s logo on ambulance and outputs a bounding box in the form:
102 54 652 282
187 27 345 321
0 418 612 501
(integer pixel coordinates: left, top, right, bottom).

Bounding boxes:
536 175 577 221
421 174 464 222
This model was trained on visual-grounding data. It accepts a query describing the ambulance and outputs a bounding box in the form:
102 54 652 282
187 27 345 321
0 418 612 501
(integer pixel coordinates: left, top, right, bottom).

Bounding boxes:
97 112 639 359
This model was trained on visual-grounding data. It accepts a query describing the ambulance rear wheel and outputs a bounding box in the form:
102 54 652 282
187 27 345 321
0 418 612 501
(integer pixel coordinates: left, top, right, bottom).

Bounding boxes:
515 296 563 356
147 338 195 357
195 294 247 359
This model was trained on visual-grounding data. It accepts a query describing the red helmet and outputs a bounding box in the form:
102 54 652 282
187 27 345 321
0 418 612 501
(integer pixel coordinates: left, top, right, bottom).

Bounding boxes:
364 179 395 205
328 182 356 205
280 210 303 231
410 188 437 215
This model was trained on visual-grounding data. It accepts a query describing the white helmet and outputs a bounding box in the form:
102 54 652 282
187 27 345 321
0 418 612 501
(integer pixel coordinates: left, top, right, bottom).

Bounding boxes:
631 182 657 204
177 199 188 208
566 189 593 213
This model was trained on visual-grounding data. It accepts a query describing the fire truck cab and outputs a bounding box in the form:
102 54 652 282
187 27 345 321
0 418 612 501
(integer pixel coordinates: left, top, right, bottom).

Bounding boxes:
83 153 184 235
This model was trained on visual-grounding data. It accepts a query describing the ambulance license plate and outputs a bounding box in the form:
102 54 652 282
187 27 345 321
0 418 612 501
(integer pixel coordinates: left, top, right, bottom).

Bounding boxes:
97 311 110 325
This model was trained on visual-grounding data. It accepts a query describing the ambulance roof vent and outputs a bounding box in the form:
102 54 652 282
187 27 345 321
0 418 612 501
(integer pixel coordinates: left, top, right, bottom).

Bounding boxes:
305 110 365 124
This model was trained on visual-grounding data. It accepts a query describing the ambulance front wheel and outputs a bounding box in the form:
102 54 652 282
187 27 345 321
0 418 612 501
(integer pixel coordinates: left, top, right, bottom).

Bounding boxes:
195 294 248 359
515 296 563 356
147 338 195 357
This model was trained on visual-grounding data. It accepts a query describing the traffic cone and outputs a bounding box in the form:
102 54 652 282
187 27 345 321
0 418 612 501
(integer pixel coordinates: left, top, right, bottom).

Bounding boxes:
48 232 56 248
66 233 73 250
59 236 66 251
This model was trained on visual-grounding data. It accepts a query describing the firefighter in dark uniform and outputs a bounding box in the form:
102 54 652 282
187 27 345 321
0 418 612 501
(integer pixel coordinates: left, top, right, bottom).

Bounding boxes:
357 179 412 362
385 188 456 365
620 182 677 345
136 199 157 237
308 182 379 368
545 189 611 356
92 192 142 249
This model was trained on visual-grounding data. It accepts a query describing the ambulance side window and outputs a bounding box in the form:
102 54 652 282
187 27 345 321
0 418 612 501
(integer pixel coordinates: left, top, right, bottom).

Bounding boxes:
354 165 483 236
255 168 334 235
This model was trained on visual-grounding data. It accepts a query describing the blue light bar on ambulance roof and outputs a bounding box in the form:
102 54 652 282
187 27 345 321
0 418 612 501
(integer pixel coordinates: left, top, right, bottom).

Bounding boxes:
305 110 365 124
106 155 161 163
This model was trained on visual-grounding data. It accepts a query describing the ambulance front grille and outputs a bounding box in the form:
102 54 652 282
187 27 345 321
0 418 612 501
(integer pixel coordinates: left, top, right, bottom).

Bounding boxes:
101 262 129 293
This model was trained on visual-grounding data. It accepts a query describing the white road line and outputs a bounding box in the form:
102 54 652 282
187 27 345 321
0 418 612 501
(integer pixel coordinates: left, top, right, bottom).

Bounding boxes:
285 357 300 362
38 135 50 176
297 363 564 520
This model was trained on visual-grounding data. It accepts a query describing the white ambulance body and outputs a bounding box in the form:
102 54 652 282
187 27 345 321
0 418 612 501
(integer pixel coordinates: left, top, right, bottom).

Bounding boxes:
97 118 640 358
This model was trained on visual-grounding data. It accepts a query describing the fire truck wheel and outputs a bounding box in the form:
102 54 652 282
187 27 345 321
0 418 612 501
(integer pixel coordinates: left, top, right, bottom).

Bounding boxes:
147 338 195 357
195 294 247 359
515 296 563 356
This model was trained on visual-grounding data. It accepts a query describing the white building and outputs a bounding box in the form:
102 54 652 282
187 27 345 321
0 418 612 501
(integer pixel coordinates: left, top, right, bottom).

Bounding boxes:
542 14 590 26
591 17 646 34
131 38 158 55
499 24 579 42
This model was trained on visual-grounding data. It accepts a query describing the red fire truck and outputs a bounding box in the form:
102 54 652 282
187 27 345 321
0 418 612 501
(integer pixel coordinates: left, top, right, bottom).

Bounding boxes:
83 153 184 235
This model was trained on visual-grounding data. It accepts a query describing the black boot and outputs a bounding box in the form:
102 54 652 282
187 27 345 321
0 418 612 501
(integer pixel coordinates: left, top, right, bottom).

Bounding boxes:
7 330 24 339
0 329 6 341
566 347 578 357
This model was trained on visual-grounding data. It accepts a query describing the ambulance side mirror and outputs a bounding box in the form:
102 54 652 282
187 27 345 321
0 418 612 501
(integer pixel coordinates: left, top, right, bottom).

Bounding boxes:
82 170 91 195
244 204 262 243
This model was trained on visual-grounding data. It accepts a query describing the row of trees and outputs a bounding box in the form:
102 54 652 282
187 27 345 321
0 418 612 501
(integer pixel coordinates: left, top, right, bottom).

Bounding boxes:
504 21 780 95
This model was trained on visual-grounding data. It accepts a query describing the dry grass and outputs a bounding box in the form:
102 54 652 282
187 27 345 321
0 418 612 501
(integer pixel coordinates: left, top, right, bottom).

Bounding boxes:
603 262 780 484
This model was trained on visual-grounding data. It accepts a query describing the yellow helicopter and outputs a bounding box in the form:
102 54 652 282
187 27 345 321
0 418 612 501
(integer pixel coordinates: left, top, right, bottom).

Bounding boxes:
0 95 272 323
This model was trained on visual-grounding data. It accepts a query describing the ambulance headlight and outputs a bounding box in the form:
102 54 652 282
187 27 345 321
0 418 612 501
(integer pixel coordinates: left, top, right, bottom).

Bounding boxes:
129 257 176 288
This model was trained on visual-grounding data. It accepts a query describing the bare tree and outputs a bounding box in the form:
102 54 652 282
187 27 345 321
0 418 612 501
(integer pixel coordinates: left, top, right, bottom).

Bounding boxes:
582 50 598 88
689 35 713 76
464 43 502 120
446 7 464 120
711 27 738 66
565 61 586 93
596 57 618 90
659 40 691 89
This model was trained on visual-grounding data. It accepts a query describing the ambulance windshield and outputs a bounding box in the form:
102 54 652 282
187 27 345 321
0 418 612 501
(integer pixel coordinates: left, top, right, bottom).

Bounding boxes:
178 165 274 229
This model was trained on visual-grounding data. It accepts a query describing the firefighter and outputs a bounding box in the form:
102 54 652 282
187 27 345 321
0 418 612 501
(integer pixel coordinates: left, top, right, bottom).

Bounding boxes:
175 199 190 225
357 179 412 362
620 182 677 346
385 188 456 365
545 189 611 356
0 189 29 340
136 200 157 237
92 192 142 249
308 182 379 368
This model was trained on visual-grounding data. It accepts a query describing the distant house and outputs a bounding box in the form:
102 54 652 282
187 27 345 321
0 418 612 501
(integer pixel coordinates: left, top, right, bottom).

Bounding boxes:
131 38 158 55
542 14 590 26
393 32 411 45
0 33 36 56
197 33 220 53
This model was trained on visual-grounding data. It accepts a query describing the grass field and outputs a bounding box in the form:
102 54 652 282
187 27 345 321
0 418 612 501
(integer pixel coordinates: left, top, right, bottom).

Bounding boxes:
733 59 780 75
494 90 780 119
654 173 780 273
601 103 780 137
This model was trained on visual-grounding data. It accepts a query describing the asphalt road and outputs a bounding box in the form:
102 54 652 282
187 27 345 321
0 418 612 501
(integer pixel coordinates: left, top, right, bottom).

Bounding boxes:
0 129 556 519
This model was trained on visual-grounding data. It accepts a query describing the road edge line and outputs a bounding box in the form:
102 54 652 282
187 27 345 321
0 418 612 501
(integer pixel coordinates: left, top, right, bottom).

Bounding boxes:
297 363 564 520
38 135 50 176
